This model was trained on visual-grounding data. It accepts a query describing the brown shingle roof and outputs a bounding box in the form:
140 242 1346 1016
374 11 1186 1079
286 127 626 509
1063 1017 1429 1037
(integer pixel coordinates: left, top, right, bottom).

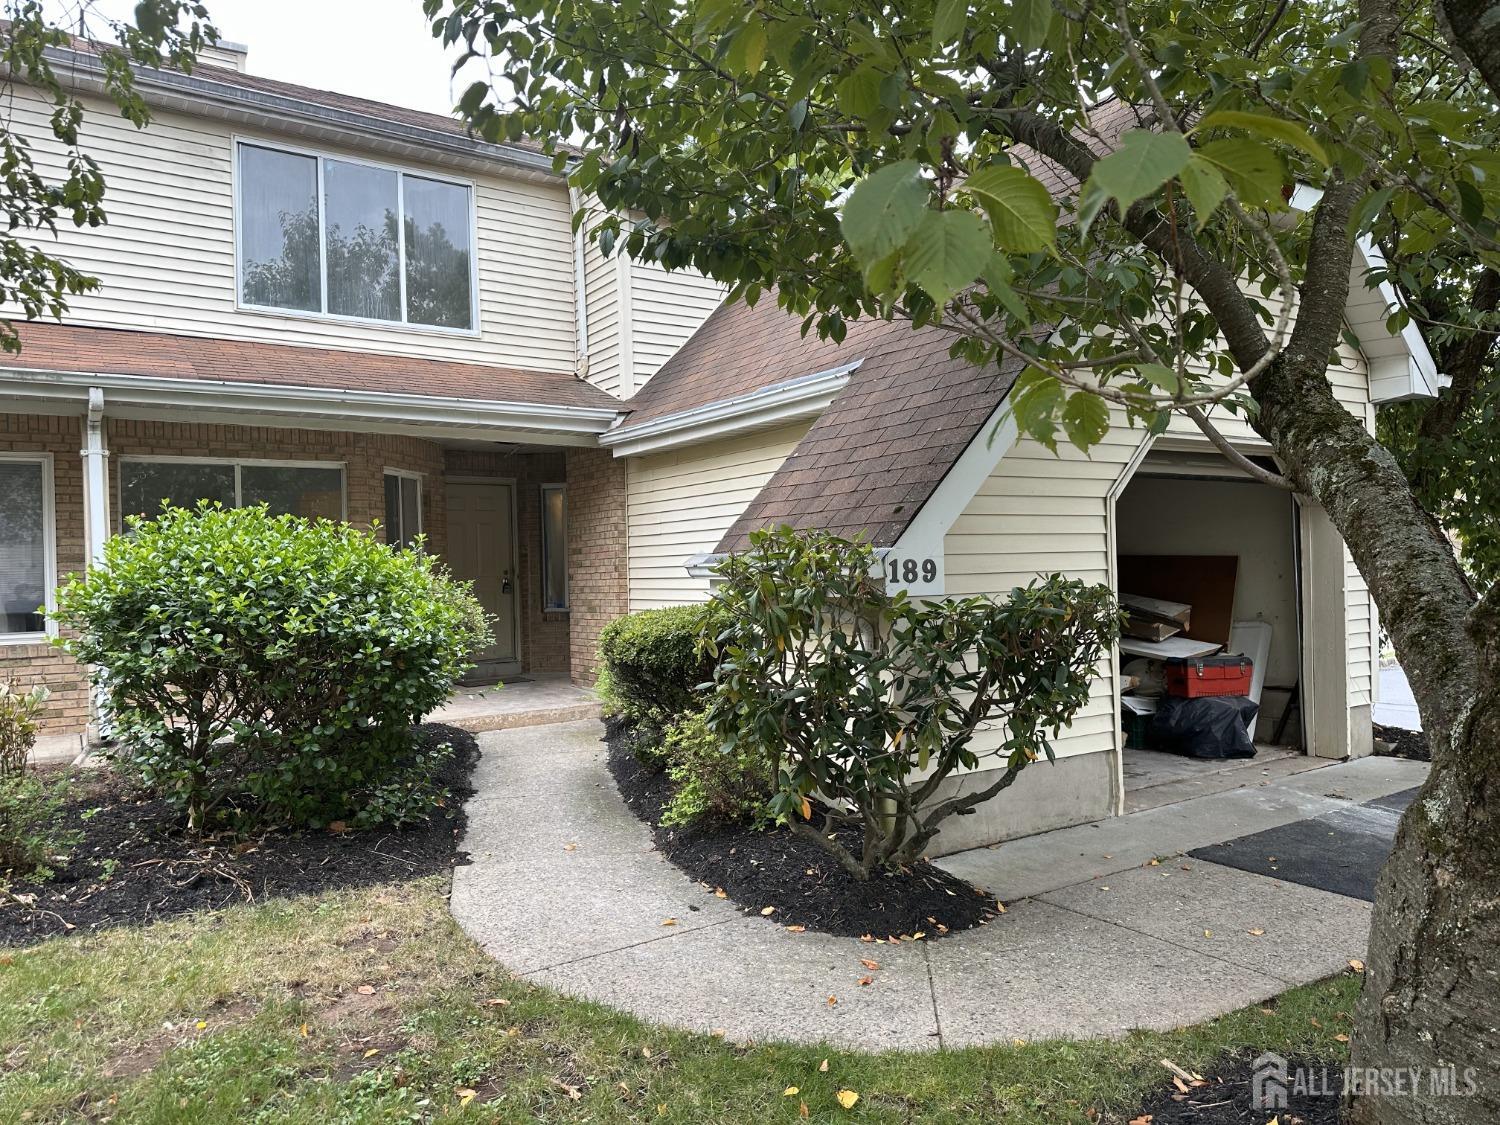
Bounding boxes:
633 99 1146 552
711 321 1022 550
4 322 619 410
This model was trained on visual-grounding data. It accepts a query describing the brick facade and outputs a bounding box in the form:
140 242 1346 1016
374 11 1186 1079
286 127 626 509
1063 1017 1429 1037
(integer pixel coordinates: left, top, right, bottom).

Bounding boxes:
2 412 587 733
564 446 629 684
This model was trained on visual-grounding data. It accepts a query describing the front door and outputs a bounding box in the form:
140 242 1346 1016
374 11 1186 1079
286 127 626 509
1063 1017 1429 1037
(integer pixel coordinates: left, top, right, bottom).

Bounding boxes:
445 481 518 667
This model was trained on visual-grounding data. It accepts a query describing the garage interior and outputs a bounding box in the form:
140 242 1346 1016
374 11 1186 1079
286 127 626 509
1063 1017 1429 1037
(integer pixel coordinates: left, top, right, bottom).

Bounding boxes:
1114 453 1312 806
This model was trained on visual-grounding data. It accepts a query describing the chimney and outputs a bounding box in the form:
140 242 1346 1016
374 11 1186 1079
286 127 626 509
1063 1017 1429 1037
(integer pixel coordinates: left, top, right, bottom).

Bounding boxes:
198 40 249 72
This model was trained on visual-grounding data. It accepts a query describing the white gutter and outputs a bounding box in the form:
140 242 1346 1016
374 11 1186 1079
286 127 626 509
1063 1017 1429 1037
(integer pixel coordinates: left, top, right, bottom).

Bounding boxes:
81 387 110 566
0 368 623 439
600 361 859 458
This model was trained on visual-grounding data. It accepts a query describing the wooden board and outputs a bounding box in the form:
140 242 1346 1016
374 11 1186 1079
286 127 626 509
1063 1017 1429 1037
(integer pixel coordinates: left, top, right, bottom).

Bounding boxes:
1118 555 1239 645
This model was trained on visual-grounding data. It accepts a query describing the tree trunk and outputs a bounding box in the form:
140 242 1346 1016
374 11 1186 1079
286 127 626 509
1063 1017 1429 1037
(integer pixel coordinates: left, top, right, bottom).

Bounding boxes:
1251 331 1500 1121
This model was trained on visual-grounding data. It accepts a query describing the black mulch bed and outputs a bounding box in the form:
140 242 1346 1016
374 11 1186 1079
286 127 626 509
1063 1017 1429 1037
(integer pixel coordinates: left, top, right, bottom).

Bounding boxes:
604 721 999 941
1373 722 1430 762
0 724 478 947
1124 1052 1343 1124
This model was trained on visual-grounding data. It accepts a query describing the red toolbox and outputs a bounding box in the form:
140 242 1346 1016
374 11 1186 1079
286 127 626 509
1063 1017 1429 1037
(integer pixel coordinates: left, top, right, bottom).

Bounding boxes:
1166 655 1253 698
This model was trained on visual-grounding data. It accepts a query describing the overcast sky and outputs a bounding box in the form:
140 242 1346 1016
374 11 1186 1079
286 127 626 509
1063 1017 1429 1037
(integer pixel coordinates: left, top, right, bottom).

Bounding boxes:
57 0 482 115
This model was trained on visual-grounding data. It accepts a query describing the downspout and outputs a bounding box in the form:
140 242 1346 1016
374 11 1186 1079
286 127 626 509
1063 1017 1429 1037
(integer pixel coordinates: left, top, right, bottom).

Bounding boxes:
82 388 110 566
569 187 591 382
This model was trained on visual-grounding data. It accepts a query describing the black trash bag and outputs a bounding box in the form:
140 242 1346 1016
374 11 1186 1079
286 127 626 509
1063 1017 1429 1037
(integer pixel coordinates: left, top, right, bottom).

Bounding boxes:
1148 695 1260 760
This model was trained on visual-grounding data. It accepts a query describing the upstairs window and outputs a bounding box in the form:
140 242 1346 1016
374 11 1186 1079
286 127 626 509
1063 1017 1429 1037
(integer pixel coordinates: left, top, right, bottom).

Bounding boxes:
237 142 476 331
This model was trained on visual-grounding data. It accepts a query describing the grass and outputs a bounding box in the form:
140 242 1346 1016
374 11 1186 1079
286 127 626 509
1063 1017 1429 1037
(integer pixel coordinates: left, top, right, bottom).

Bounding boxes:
0 875 1360 1124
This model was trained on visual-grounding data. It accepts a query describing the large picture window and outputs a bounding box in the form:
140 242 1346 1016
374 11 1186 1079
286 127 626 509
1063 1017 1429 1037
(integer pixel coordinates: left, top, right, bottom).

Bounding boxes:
237 142 476 331
0 457 52 640
120 459 345 523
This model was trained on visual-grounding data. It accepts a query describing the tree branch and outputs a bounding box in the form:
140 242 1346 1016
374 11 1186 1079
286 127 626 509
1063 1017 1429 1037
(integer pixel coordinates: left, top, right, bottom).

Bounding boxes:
1418 267 1500 445
1186 407 1298 490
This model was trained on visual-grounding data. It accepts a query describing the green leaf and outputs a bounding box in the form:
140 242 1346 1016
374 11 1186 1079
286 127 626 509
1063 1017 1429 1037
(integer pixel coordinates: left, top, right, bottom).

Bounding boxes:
1086 129 1191 215
729 21 768 74
837 64 884 119
903 208 991 305
932 0 966 50
1136 363 1181 393
1193 138 1287 210
1010 366 1064 452
1195 109 1329 167
962 163 1058 253
1179 157 1229 228
1061 391 1110 453
841 161 928 263
1011 0 1053 50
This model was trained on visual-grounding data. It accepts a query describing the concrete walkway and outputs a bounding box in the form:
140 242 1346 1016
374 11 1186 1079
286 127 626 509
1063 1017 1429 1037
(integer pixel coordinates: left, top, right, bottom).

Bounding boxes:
451 720 1428 1051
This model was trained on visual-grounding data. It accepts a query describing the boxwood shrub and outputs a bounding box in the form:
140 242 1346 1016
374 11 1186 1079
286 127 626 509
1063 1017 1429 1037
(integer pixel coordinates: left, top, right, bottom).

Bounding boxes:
596 603 723 728
54 504 491 831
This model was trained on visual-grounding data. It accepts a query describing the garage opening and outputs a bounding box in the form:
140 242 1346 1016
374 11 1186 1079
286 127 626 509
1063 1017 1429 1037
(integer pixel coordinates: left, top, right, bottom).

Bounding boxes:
1113 452 1309 808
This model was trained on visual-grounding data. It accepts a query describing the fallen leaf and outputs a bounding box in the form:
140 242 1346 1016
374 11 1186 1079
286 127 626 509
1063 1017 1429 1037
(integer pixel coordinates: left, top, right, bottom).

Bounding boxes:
1129 1116 1153 1125
1349 959 1366 973
1172 1076 1190 1094
860 933 875 943
661 918 678 927
299 1023 309 1038
357 985 376 995
483 998 510 1007
783 1086 799 1097
328 820 348 834
456 1088 477 1105
995 901 1007 913
836 1090 860 1109
1335 1033 1350 1042
858 976 874 986
554 1078 583 1101
1013 1037 1027 1047
761 906 777 916
799 1102 810 1119
1248 928 1266 936
801 796 812 820
860 958 880 971
363 1048 380 1058
710 1028 726 1038
1203 929 1213 938
826 995 838 1007
819 1058 829 1072
786 925 807 933
714 887 728 899
563 843 577 852
1147 858 1162 866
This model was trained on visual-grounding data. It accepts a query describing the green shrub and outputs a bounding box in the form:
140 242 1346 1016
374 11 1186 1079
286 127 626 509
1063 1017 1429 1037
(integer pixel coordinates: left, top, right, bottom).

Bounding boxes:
0 679 50 779
705 526 1118 879
596 603 724 727
659 709 772 828
53 504 491 831
0 775 80 880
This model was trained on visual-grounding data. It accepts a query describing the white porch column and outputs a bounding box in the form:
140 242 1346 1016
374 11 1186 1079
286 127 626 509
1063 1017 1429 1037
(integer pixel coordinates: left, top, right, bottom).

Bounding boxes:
81 387 110 566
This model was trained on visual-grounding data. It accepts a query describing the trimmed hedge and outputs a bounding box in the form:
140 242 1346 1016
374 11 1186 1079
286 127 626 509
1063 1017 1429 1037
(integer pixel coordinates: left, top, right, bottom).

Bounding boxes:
54 504 491 831
596 603 723 726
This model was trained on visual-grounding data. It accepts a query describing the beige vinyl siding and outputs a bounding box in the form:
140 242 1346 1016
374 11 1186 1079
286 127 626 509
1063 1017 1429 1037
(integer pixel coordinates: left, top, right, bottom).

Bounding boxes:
944 417 1146 762
5 87 578 372
581 224 624 396
626 421 810 609
630 259 726 385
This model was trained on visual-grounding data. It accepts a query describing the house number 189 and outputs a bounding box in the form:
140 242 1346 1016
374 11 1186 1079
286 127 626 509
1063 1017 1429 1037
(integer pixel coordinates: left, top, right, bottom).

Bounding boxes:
888 557 938 584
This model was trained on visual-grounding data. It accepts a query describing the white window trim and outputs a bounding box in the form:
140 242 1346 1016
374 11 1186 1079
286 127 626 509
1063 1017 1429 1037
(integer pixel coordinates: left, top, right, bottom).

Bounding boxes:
383 468 424 548
232 136 482 337
117 456 348 522
540 482 569 612
0 452 57 645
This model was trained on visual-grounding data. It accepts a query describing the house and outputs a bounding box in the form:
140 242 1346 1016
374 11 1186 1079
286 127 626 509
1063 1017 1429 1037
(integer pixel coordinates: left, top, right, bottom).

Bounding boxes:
0 37 723 734
2 47 1437 850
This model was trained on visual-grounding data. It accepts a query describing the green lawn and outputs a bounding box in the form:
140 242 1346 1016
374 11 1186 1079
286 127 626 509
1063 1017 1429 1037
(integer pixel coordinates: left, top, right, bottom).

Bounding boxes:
0 875 1358 1123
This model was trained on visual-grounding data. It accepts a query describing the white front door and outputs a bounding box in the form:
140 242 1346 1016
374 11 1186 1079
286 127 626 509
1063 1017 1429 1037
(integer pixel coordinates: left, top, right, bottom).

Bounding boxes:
445 481 518 666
